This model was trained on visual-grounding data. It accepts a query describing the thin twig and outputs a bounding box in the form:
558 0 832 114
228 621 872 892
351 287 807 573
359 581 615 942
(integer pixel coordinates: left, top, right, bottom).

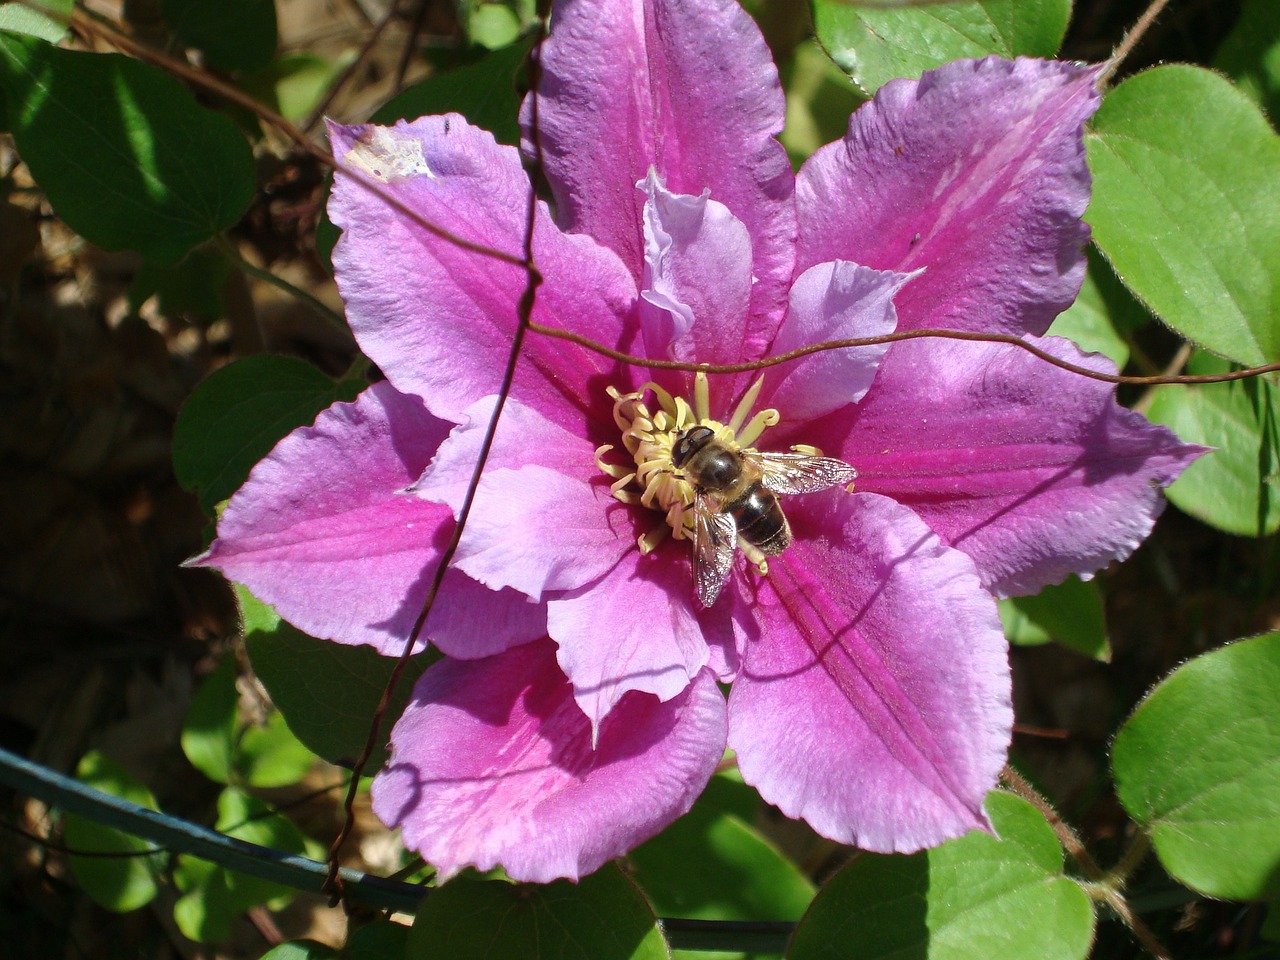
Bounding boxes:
66 10 527 269
321 7 547 906
215 235 348 331
1098 0 1175 86
528 320 1280 386
302 0 404 133
1001 765 1104 879
1001 767 1171 960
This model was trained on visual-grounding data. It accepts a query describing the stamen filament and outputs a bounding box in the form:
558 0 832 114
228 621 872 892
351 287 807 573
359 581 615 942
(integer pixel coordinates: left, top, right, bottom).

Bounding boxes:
736 407 780 448
727 374 767 434
694 370 711 422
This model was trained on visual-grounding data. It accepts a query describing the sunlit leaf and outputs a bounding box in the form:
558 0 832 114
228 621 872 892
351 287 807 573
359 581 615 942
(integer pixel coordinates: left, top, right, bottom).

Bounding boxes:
1000 576 1109 661
1146 352 1280 537
813 0 1071 95
181 656 239 785
788 792 1094 960
64 751 164 913
1113 632 1280 900
1087 65 1280 366
0 0 73 42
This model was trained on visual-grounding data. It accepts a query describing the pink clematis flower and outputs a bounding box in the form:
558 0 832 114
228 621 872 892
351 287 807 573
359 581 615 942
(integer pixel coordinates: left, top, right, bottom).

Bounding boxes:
192 0 1204 883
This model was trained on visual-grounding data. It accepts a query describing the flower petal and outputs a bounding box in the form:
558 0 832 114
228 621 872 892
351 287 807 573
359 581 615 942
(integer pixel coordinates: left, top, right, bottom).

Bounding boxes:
548 545 710 734
729 493 1011 852
639 172 754 369
797 57 1100 337
761 260 915 423
191 383 544 656
414 397 632 599
328 117 638 424
372 639 726 883
832 337 1207 596
527 0 795 343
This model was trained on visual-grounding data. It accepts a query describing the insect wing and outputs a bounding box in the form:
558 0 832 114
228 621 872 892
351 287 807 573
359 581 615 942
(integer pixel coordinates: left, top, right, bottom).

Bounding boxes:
751 452 856 496
692 495 737 608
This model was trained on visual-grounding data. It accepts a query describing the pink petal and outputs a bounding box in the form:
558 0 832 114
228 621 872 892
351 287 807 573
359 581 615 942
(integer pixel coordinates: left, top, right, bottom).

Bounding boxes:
797 57 1100 337
414 398 632 599
831 337 1207 597
547 545 710 734
527 0 795 346
372 639 727 883
761 261 916 423
327 117 638 424
638 171 754 369
729 493 1011 852
191 383 544 656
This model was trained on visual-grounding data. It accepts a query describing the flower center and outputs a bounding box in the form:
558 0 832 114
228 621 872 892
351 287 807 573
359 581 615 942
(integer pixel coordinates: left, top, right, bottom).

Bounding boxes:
597 371 819 565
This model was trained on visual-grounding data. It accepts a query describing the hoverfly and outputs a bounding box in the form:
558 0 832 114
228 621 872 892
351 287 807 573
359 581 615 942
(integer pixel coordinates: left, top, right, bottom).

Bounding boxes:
671 424 856 607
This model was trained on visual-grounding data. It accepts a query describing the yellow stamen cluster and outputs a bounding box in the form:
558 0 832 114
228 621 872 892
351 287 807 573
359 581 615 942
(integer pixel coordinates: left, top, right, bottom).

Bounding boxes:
594 371 780 555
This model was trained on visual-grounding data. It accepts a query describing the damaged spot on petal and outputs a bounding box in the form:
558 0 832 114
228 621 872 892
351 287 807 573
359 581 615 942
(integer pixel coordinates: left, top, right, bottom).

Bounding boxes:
343 126 437 182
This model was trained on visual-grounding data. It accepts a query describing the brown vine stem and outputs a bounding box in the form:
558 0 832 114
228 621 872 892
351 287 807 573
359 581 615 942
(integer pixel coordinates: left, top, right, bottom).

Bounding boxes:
1097 0 1175 86
47 3 1280 394
528 319 1280 386
1001 766 1171 960
63 8 526 269
301 0 404 133
319 3 548 907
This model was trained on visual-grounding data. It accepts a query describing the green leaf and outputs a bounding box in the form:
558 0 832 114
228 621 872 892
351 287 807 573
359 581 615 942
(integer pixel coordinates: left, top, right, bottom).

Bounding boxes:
0 0 73 42
258 943 338 960
162 0 278 73
409 864 669 960
173 355 361 515
1214 0 1280 126
1145 352 1280 536
1086 65 1280 367
181 656 239 785
1112 632 1280 900
241 586 432 768
812 0 1071 95
129 245 232 323
1000 575 1109 661
0 35 254 262
238 711 316 789
628 775 812 933
346 920 411 959
371 39 531 147
63 751 164 913
1049 247 1147 370
779 39 865 167
788 792 1095 960
173 786 316 942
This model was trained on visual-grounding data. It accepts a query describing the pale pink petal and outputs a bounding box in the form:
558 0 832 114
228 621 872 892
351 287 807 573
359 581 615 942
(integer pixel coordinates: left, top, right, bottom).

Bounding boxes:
372 639 726 882
527 0 795 346
327 117 638 424
827 337 1207 597
797 57 1100 337
548 544 710 733
638 171 754 369
413 398 631 599
729 493 1011 852
760 261 916 422
191 383 544 656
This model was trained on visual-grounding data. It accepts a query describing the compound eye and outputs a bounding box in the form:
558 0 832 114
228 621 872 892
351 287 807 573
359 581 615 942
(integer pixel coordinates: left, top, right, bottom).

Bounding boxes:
673 425 715 466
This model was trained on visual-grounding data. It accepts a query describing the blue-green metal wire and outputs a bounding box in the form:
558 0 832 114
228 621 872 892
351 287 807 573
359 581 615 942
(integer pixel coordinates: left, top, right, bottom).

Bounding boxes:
0 746 793 953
